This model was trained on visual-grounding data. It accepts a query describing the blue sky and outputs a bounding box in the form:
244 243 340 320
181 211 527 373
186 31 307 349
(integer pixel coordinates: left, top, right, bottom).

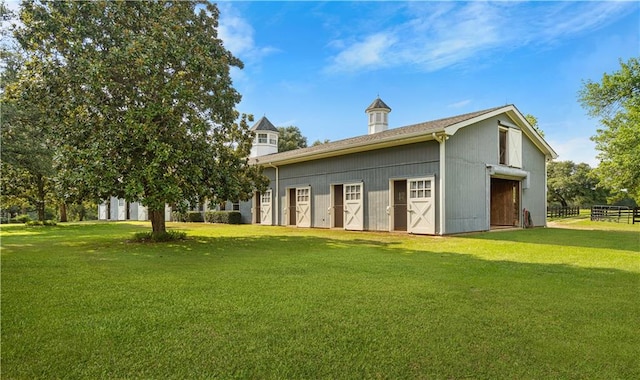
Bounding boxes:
218 1 639 166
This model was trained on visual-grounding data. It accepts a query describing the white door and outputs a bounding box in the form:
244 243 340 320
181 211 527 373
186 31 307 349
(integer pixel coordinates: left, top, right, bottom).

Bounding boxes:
407 177 435 234
117 198 126 220
260 190 273 225
137 205 148 221
508 128 522 168
296 187 311 228
98 203 108 220
343 182 364 231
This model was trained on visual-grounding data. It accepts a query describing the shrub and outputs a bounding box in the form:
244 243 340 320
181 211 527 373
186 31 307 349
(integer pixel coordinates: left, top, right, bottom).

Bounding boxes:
205 211 241 224
171 211 187 222
131 230 187 243
15 214 31 223
186 211 204 223
25 220 58 227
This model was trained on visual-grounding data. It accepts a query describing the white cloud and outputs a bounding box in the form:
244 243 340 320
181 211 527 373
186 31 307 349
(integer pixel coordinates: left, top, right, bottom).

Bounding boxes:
548 136 599 167
326 33 398 73
534 2 634 45
448 99 472 108
217 4 278 63
325 2 635 74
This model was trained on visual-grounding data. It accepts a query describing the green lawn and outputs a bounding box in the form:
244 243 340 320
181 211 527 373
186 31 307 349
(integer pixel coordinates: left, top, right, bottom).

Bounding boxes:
1 221 639 379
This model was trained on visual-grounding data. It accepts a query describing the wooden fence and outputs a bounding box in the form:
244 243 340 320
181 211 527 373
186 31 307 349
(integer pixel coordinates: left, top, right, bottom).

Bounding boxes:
547 206 580 218
591 205 640 224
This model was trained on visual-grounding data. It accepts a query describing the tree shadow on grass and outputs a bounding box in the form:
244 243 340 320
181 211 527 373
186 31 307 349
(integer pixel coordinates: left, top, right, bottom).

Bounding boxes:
463 228 639 253
4 226 640 380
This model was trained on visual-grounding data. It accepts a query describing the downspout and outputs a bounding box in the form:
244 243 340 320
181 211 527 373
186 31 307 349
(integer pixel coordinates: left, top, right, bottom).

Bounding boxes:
432 133 448 235
268 163 279 226
544 156 550 228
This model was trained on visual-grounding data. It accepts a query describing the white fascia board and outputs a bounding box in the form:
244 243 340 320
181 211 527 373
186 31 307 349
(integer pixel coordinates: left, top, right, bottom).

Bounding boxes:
445 104 559 160
443 106 513 136
504 107 558 160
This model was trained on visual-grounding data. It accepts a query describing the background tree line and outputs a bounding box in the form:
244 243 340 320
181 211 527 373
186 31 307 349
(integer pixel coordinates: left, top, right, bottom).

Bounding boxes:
1 1 267 235
1 1 637 226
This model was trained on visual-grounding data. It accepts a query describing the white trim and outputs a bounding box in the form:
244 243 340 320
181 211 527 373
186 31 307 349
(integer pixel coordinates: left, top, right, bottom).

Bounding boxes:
445 108 509 135
487 164 530 189
255 105 557 167
438 137 446 235
498 119 518 129
387 179 394 232
267 163 279 226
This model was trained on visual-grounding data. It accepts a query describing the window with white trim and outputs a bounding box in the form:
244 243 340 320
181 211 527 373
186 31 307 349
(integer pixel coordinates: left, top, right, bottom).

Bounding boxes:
499 127 522 168
345 184 361 201
409 180 431 199
258 133 267 144
296 188 310 202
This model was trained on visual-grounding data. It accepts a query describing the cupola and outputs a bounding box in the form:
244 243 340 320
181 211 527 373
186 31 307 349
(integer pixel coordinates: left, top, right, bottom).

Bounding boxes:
250 116 279 157
365 97 391 134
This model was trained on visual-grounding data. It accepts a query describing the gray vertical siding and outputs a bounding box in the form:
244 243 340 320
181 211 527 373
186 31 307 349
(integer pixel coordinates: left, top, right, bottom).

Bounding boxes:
445 115 549 233
520 135 547 227
445 117 500 234
245 112 551 234
255 141 440 231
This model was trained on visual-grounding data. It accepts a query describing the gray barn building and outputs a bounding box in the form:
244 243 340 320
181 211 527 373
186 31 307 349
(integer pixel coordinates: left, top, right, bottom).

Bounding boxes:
243 98 557 235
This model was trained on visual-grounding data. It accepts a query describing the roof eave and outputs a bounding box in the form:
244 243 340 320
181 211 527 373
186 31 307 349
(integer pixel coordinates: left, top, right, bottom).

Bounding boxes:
444 104 558 159
253 130 443 166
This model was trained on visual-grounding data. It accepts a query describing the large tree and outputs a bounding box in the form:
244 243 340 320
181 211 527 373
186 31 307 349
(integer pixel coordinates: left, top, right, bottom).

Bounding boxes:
277 126 308 152
1 12 56 222
578 57 640 202
10 1 266 235
547 160 608 207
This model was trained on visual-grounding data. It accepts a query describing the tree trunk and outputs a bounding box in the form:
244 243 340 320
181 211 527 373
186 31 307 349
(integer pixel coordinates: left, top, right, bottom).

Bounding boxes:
36 174 46 221
37 201 45 222
59 203 68 222
149 209 166 236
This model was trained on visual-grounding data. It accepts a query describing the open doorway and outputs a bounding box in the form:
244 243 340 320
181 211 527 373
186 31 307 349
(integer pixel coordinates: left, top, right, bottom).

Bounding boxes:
391 180 407 231
288 188 296 226
254 191 262 224
490 178 520 227
331 184 344 228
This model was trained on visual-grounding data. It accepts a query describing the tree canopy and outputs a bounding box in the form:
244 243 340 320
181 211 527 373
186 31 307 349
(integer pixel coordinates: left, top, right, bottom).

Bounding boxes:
547 161 607 207
9 1 266 235
579 57 640 202
524 113 544 137
1 8 56 221
277 126 308 152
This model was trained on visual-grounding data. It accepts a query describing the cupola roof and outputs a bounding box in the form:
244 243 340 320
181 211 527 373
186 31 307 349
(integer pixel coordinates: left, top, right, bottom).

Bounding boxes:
250 116 279 132
365 97 391 112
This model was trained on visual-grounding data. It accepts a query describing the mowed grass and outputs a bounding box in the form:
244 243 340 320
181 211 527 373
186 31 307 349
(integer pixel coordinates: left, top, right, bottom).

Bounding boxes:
1 221 639 379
